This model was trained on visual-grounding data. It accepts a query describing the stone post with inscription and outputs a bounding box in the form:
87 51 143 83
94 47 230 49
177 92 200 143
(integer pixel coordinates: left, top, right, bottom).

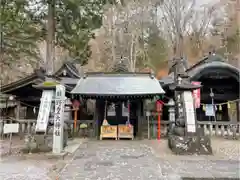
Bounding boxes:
168 58 212 155
53 85 65 154
166 99 175 135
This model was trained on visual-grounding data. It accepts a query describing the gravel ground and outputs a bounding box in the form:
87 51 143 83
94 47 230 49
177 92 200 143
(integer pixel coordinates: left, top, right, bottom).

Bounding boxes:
59 140 240 180
0 138 239 180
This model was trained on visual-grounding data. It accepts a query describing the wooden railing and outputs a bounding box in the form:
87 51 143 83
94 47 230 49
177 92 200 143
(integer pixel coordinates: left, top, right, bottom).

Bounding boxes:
0 118 239 140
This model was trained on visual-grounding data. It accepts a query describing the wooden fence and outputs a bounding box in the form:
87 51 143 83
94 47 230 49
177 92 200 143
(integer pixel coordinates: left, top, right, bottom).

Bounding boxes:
0 118 239 139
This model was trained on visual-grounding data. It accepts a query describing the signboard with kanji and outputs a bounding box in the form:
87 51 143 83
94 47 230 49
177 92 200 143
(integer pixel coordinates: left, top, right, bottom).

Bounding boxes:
182 91 196 133
118 125 133 140
53 85 66 154
35 90 54 132
100 125 117 140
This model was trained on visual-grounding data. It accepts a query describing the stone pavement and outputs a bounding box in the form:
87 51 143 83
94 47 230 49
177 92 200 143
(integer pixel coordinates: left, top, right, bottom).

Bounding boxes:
0 154 56 180
59 140 240 180
0 138 85 180
0 139 239 180
0 137 25 156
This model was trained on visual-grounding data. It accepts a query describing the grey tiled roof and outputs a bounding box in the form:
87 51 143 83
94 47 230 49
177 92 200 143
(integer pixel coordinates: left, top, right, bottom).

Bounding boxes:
71 73 165 95
160 55 240 87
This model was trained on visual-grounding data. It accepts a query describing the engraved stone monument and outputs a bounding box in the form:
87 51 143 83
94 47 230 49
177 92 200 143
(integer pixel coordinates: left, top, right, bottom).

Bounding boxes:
53 85 66 154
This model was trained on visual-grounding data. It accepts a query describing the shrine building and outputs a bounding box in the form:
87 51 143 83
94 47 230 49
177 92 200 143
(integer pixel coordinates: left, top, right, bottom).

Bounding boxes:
160 54 240 123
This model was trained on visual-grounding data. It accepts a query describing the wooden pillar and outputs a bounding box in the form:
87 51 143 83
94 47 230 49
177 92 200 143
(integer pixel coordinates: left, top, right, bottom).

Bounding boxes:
237 101 240 122
137 101 142 139
15 100 21 120
15 101 22 138
95 100 100 139
74 108 78 135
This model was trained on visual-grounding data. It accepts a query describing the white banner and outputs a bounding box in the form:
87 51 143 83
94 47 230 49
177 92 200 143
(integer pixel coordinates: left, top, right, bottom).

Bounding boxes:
182 91 196 133
35 90 54 132
122 103 129 117
107 103 116 116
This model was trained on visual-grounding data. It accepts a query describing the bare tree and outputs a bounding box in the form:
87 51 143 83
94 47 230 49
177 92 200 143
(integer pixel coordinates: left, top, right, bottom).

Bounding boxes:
100 0 157 72
158 0 216 61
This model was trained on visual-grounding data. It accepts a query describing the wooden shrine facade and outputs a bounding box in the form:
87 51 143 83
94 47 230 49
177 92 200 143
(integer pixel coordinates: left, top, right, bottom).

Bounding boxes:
71 72 165 139
160 54 240 123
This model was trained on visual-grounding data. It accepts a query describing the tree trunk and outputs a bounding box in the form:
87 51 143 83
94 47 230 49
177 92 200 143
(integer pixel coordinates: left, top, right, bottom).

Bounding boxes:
46 0 55 77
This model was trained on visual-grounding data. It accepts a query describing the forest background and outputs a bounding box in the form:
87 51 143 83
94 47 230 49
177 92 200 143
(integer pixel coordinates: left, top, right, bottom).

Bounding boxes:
0 0 239 85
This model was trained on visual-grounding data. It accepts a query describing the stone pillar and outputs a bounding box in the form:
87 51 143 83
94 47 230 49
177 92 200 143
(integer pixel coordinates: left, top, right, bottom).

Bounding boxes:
52 85 65 154
167 99 175 134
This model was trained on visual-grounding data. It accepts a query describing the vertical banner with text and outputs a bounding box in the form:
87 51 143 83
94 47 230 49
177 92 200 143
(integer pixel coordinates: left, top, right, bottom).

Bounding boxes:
192 81 201 108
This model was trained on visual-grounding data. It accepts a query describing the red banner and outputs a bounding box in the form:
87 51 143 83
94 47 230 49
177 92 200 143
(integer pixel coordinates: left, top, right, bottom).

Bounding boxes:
192 81 201 108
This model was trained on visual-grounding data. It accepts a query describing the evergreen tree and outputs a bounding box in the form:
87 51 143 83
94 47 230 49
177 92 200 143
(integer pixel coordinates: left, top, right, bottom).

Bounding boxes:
0 0 42 66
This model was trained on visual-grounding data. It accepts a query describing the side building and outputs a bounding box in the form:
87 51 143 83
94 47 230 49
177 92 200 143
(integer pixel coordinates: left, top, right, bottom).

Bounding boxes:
160 54 240 123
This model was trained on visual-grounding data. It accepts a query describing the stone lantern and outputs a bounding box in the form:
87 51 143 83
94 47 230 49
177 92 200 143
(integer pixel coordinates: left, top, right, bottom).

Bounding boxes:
168 58 212 155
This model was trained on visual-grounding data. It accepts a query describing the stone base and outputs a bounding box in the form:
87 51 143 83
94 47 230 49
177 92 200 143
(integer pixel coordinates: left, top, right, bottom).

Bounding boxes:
168 135 213 155
46 151 68 160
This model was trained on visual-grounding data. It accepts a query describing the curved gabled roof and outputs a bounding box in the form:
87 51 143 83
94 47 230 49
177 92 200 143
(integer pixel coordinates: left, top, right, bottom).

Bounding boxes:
54 62 80 78
187 54 239 81
71 72 165 97
159 54 240 86
1 62 80 94
1 69 45 93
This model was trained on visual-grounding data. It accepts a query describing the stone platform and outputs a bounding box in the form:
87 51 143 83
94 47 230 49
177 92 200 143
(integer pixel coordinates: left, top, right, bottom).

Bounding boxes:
168 135 213 155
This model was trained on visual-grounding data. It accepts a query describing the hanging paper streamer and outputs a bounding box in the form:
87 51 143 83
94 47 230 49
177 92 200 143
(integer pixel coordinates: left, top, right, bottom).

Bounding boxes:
202 104 206 111
227 102 231 109
219 105 222 111
102 119 109 126
215 105 218 111
33 107 36 114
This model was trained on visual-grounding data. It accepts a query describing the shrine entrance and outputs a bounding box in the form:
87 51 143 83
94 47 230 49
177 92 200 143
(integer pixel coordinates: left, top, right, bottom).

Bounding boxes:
70 72 165 140
96 99 141 139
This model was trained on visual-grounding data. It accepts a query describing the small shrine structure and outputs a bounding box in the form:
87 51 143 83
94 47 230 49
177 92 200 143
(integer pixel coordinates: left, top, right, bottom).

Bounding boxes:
71 61 165 139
